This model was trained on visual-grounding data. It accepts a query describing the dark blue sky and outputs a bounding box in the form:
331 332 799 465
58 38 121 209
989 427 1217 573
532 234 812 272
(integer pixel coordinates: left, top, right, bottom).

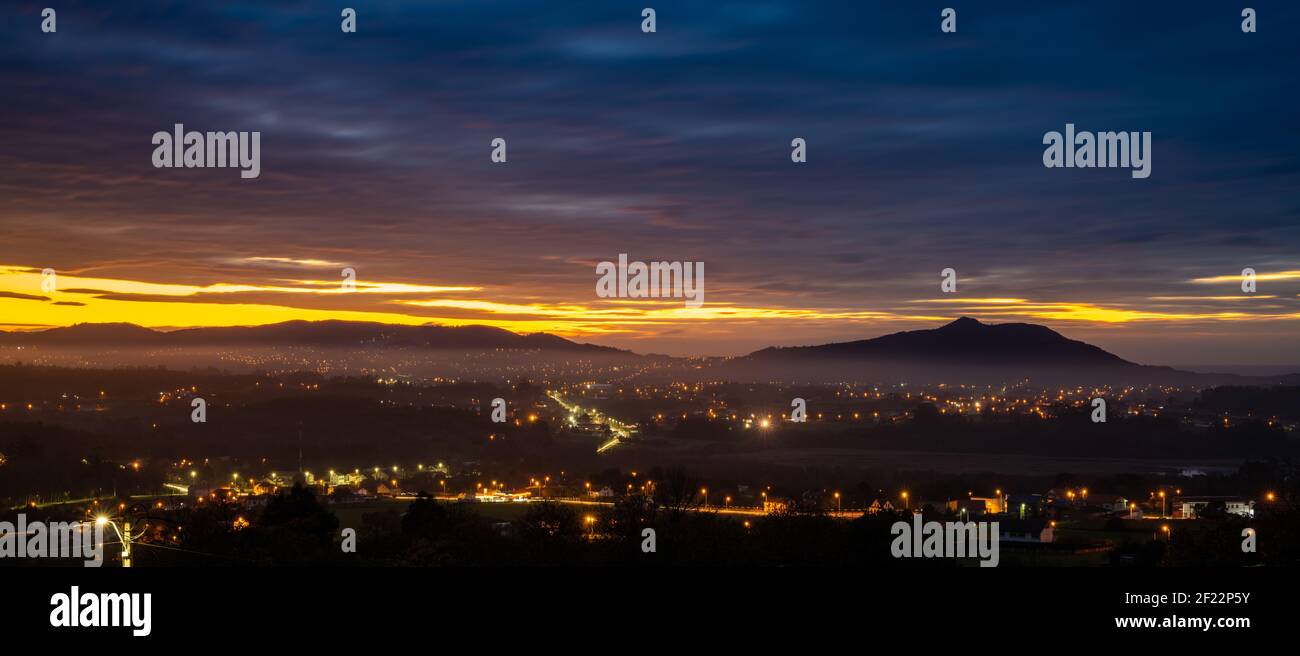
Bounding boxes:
2 1 1298 363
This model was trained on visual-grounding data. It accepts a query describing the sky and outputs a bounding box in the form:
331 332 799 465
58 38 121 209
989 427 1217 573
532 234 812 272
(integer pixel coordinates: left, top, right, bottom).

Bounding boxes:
1 1 1298 364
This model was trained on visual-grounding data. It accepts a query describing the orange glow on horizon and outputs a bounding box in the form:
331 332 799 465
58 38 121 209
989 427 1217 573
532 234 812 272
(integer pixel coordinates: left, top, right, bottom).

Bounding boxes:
2 264 1298 347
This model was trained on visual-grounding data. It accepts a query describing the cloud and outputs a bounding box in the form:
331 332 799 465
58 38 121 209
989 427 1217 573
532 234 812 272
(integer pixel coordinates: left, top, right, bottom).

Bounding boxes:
0 291 49 301
1 1 1298 359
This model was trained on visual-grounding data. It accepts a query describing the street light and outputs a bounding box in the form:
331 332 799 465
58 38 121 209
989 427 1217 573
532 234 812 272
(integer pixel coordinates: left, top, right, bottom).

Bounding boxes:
95 516 140 568
901 491 909 511
700 488 708 508
833 492 841 513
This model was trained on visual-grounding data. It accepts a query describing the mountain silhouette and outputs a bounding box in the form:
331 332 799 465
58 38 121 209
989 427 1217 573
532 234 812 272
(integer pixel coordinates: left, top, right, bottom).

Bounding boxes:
749 317 1132 366
4 322 168 346
728 317 1269 385
0 320 625 353
3 317 1293 386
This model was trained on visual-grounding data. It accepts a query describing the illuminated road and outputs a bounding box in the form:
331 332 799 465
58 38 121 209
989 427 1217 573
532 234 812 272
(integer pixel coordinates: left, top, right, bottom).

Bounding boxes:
547 390 631 453
408 494 865 520
10 492 188 511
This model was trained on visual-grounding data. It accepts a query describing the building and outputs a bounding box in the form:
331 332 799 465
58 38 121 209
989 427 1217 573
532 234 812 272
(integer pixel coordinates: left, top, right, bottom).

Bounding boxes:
328 471 365 487
251 479 281 496
1097 495 1130 513
475 490 531 503
267 471 303 486
1178 496 1255 519
948 497 1002 516
764 497 791 514
1005 493 1046 517
998 519 1055 544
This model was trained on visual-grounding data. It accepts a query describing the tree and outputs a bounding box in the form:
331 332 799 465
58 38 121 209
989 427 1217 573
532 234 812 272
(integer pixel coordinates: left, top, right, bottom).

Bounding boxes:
518 502 584 564
401 493 449 539
254 484 340 564
650 467 700 520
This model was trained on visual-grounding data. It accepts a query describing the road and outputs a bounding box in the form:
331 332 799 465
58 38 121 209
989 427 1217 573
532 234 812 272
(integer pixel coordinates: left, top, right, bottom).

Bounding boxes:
407 494 865 520
546 390 631 453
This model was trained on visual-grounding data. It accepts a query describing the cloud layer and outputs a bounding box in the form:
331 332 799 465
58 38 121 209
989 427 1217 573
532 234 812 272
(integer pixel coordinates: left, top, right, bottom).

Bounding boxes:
1 1 1298 363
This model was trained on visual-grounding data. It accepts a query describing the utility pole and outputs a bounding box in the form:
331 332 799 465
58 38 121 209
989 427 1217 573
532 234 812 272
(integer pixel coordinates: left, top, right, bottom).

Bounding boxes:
95 516 134 568
121 521 132 568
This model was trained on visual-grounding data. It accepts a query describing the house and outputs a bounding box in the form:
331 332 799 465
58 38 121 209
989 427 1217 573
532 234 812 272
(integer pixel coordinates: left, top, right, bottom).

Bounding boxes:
998 519 1055 544
1097 495 1129 513
1178 496 1255 519
867 500 895 515
948 497 996 516
251 479 280 496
